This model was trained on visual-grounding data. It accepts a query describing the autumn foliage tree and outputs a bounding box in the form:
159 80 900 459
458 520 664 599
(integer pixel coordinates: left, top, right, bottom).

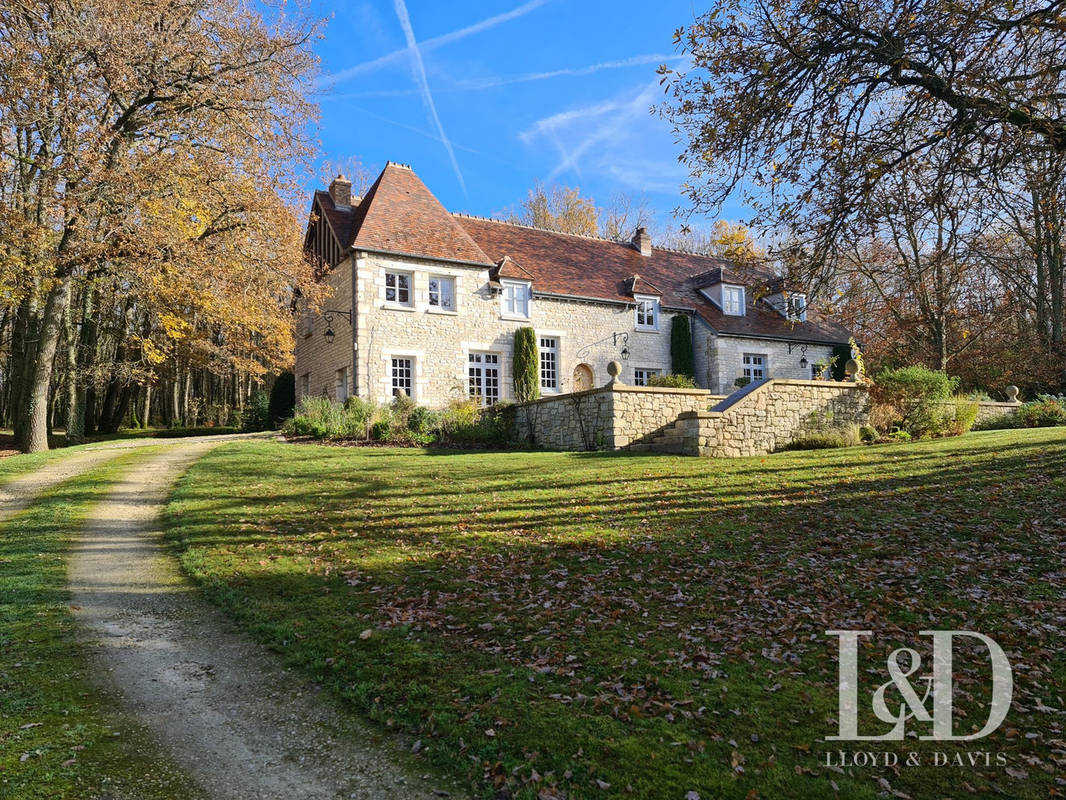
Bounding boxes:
0 0 322 450
661 0 1066 392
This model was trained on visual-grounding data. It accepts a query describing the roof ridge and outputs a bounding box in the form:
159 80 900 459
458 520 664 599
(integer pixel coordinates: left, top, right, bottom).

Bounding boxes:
451 212 624 246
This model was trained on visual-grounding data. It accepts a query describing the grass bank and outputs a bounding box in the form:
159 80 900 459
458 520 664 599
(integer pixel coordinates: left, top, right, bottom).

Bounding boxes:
165 428 1066 799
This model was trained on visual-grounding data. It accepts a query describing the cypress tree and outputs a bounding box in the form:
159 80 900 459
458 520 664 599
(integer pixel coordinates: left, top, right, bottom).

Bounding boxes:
513 327 540 402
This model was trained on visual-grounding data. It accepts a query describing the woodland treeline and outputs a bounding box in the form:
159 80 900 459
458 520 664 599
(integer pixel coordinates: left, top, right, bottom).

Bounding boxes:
0 0 322 451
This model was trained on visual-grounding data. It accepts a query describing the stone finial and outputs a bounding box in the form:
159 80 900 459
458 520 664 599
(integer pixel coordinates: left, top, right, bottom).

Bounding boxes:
1005 385 1020 403
844 358 860 380
607 360 623 384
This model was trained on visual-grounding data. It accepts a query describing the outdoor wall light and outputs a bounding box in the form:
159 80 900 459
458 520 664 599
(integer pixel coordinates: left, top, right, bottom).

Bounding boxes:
800 355 809 369
322 309 352 345
621 346 631 360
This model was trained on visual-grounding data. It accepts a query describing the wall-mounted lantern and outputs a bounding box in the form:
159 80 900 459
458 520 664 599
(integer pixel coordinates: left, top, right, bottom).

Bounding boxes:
799 355 809 370
613 332 630 360
322 309 352 344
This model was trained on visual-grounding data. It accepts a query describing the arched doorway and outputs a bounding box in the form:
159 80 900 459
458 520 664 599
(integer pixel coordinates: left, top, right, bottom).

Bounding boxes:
572 363 594 392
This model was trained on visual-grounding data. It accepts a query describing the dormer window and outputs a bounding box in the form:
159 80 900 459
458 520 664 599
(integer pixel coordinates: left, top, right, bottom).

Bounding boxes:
786 293 807 321
723 285 745 316
501 279 531 319
634 295 659 331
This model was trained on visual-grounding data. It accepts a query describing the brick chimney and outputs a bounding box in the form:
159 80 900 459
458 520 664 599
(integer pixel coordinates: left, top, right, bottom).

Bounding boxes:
632 226 652 256
329 173 352 207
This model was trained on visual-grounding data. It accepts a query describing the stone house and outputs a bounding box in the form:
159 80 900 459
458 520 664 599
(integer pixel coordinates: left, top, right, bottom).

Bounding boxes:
294 162 852 408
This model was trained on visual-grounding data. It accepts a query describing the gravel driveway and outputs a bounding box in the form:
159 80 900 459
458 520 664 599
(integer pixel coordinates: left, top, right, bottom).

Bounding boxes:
65 437 453 799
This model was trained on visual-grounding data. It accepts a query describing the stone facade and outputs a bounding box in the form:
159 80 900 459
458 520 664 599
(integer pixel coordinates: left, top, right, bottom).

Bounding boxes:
677 379 871 457
297 251 696 408
696 332 838 395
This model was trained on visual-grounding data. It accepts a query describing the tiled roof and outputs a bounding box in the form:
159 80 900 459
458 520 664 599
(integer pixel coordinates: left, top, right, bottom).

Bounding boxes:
455 215 851 344
346 163 492 266
306 163 851 345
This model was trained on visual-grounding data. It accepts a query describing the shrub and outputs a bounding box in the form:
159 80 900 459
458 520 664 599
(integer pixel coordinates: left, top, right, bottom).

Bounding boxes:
973 413 1018 431
288 395 346 438
859 424 878 443
670 315 694 377
268 371 295 427
390 393 416 430
242 390 271 432
343 396 377 437
407 405 438 435
733 376 751 389
513 327 540 403
830 343 852 381
646 373 697 389
887 430 912 442
370 420 391 441
869 366 960 438
781 431 857 450
949 398 980 436
1015 396 1066 428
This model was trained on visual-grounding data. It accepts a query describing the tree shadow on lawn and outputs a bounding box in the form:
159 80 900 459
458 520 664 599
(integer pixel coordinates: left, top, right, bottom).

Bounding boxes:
162 433 1066 799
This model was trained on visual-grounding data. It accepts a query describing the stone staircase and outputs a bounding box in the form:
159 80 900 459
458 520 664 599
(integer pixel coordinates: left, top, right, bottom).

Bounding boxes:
626 417 689 454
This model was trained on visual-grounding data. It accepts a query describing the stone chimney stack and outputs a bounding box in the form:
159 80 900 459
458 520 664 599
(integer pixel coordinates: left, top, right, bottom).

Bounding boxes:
329 173 352 207
632 226 652 257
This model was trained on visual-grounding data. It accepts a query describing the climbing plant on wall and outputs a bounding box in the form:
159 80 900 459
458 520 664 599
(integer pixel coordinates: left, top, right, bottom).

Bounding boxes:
513 327 541 403
671 315 695 378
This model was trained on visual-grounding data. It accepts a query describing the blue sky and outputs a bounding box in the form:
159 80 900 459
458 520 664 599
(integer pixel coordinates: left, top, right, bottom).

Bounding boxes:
311 0 745 231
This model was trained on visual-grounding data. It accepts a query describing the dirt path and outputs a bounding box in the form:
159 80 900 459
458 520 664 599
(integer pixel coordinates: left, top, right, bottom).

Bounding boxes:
0 440 152 522
68 438 450 800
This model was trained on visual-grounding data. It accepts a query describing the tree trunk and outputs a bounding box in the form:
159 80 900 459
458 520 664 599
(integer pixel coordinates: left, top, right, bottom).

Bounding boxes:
64 298 83 443
19 276 72 453
142 383 152 429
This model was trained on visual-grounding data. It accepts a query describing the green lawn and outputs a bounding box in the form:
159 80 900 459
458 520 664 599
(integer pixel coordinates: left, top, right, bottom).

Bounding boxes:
165 429 1066 799
0 447 203 800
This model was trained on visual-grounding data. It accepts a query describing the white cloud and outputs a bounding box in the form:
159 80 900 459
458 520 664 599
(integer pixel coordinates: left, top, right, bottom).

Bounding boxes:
454 54 680 91
393 0 465 193
519 78 686 195
322 0 552 87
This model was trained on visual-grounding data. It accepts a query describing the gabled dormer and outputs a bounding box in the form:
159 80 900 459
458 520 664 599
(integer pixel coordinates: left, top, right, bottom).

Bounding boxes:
692 267 747 316
761 277 808 322
623 274 663 331
489 256 535 320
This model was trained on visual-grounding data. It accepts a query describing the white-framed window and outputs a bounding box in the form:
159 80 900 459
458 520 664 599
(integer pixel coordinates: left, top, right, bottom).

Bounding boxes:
634 295 659 330
501 280 531 318
391 357 413 397
786 293 807 321
633 368 661 386
539 336 558 392
385 271 412 306
723 285 745 316
743 353 766 382
300 372 310 398
335 366 348 402
428 276 456 311
468 352 501 406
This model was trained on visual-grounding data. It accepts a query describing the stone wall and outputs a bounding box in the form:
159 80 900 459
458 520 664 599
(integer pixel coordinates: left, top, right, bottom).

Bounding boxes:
973 400 1021 425
678 380 870 457
514 384 726 451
